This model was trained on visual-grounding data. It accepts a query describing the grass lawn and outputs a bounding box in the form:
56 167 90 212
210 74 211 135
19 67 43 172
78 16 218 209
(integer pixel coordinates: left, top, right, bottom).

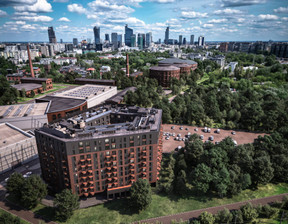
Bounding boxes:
196 74 210 85
16 83 77 103
0 208 30 224
31 183 288 224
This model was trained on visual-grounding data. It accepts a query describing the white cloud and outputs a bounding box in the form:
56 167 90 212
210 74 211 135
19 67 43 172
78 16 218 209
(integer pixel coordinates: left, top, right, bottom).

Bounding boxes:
274 7 288 14
0 9 8 17
67 4 87 14
16 15 53 22
14 0 52 13
207 19 227 23
258 14 279 21
14 12 37 16
214 8 242 15
0 0 36 7
221 0 266 7
53 0 69 2
21 24 36 30
203 24 214 28
282 17 288 21
110 17 145 26
181 11 208 19
5 21 26 25
58 17 70 22
88 0 134 14
151 0 175 2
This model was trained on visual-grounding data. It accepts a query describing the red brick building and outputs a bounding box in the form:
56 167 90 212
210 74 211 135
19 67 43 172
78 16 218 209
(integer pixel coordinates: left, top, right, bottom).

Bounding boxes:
20 77 53 90
12 83 43 97
149 65 181 87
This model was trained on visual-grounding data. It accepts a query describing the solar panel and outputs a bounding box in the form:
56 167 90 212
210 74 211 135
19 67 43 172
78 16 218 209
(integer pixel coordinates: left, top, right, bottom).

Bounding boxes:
25 104 35 115
13 105 24 117
3 106 14 117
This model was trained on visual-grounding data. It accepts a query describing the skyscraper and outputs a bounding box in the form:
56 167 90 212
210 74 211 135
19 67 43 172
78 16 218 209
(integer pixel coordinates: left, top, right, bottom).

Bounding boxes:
183 38 187 45
137 34 143 50
146 32 152 47
179 35 183 45
73 38 78 46
164 26 169 44
190 35 194 45
105 34 110 42
111 32 118 49
48 26 57 43
131 35 136 47
93 26 100 44
125 24 133 47
117 34 122 48
198 36 205 46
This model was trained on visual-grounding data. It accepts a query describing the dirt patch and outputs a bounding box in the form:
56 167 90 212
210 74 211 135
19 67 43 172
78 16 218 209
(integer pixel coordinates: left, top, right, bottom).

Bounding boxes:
162 124 267 153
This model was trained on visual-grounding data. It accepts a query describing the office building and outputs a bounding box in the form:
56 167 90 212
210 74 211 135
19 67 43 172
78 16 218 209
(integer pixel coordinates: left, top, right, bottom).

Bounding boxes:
117 34 122 48
48 27 57 44
219 42 229 52
94 26 100 45
137 34 144 50
111 33 118 50
179 35 183 45
73 38 78 47
60 39 63 44
105 34 110 43
183 38 187 45
190 35 194 45
131 35 136 47
198 36 205 46
146 32 152 47
35 105 163 198
125 24 133 47
164 26 169 44
158 39 161 44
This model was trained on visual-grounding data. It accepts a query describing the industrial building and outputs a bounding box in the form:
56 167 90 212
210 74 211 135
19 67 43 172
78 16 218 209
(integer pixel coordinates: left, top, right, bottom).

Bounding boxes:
149 65 181 88
75 78 116 86
20 77 53 90
35 105 163 198
36 84 117 122
158 58 198 73
0 103 49 130
0 123 38 174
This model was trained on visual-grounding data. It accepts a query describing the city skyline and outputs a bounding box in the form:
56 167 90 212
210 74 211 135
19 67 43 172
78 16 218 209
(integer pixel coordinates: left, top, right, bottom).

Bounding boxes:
0 0 287 42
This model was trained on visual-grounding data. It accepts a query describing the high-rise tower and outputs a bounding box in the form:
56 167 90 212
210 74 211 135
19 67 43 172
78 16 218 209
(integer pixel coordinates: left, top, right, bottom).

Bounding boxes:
164 26 169 44
125 24 133 47
190 35 194 45
94 26 100 44
48 27 57 43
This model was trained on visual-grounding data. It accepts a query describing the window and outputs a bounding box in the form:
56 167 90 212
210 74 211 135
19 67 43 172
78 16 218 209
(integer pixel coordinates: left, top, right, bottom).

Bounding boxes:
87 154 91 158
79 142 83 147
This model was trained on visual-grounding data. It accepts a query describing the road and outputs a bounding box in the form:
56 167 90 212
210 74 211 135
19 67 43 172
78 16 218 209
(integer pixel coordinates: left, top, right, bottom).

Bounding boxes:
137 193 288 224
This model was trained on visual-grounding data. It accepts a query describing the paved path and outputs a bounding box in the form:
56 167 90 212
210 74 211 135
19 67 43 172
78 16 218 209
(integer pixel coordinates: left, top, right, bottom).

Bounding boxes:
137 193 288 224
0 190 57 224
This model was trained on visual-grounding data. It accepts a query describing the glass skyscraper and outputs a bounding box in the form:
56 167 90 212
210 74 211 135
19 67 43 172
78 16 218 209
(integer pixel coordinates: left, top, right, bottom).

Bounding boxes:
125 24 133 47
94 26 100 44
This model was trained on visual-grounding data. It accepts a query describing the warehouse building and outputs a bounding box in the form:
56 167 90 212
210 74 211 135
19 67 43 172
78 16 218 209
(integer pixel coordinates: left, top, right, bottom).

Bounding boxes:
0 123 38 174
35 105 163 198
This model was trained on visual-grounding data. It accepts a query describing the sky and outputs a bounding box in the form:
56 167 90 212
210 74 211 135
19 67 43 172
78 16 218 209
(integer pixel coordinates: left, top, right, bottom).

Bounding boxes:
0 0 287 42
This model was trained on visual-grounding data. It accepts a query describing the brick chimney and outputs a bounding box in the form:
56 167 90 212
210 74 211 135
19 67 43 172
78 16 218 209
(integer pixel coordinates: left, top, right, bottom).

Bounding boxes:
27 44 35 78
126 53 129 77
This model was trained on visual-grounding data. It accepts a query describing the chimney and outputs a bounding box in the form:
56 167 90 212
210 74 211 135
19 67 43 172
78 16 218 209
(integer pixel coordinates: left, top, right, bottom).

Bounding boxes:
27 44 35 78
126 53 129 77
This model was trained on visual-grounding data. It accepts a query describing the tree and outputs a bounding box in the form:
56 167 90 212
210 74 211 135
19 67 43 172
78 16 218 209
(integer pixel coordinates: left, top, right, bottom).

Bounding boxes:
174 169 187 195
54 189 79 221
30 90 35 98
252 156 274 185
240 203 258 222
198 211 215 224
130 179 152 211
21 175 47 209
0 212 21 224
215 208 233 224
191 163 212 194
0 76 18 105
6 172 25 199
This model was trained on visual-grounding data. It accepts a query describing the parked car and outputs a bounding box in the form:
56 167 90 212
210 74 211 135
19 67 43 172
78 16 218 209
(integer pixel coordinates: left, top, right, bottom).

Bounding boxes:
231 131 236 135
194 128 198 132
200 135 204 140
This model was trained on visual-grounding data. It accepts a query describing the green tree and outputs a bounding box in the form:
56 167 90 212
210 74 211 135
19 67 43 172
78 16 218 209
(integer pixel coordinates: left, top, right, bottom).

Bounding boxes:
0 76 18 105
54 189 79 221
130 179 152 211
21 175 47 209
198 211 215 224
6 172 25 199
252 156 274 185
30 90 35 98
0 212 21 224
240 203 258 222
215 208 233 224
191 163 212 194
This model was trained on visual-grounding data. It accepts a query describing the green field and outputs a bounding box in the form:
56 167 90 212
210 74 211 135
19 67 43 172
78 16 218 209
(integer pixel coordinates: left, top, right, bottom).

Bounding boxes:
17 83 78 103
31 183 288 224
0 208 30 224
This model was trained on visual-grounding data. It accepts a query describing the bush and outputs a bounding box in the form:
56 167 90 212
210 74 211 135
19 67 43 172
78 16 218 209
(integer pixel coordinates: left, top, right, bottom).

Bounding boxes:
260 204 279 218
240 203 258 222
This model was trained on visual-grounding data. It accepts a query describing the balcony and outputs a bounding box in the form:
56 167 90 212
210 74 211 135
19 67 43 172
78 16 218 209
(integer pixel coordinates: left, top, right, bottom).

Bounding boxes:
87 158 92 161
83 193 89 197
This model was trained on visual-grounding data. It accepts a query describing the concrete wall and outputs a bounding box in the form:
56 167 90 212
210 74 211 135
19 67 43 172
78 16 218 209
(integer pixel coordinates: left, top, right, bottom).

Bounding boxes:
0 137 38 174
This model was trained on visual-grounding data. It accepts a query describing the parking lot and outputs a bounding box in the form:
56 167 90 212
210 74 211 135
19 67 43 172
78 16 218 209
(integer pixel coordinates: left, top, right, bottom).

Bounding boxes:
162 124 267 153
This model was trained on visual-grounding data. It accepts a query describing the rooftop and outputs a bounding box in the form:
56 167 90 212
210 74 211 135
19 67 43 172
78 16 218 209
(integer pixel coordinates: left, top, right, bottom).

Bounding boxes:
159 58 197 65
0 123 34 148
38 105 162 141
21 77 50 82
54 84 116 100
0 102 49 119
36 96 86 113
75 78 115 84
150 65 180 71
12 83 42 91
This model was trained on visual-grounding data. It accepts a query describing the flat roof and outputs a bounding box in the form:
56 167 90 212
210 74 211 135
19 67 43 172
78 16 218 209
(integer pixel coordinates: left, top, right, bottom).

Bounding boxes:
37 96 86 113
0 123 33 148
12 83 42 91
21 77 50 81
75 78 115 84
150 65 180 71
55 84 116 100
159 58 197 65
0 102 49 119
